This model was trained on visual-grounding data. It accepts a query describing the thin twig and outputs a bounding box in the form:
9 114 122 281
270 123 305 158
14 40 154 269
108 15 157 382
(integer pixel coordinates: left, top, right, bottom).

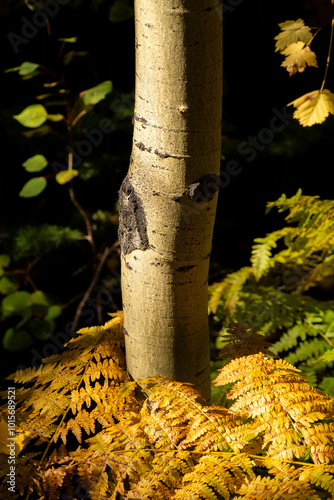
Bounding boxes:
67 151 96 254
320 17 334 93
70 242 119 333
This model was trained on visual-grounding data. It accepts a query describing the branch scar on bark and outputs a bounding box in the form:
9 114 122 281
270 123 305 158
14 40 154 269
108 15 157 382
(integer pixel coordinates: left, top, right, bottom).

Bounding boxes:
118 175 149 255
186 173 220 203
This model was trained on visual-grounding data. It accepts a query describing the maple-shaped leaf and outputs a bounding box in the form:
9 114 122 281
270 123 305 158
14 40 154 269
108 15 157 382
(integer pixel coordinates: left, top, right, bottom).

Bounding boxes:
275 19 313 52
281 42 318 75
289 89 334 127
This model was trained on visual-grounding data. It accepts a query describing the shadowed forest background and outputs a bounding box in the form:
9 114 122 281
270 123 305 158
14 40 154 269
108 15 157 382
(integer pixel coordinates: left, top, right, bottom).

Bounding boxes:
0 0 333 382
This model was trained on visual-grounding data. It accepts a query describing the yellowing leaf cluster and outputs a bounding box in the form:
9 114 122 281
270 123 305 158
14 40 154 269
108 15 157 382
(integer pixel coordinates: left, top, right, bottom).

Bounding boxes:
275 17 334 126
281 42 317 75
274 19 313 52
289 89 334 126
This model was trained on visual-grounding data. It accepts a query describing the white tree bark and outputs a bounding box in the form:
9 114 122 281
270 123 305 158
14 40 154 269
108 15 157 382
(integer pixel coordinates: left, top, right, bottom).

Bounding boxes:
119 0 222 401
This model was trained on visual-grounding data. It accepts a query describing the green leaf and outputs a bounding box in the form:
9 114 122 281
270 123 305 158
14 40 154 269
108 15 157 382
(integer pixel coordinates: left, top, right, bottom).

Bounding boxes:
2 291 31 313
45 305 62 321
30 290 50 307
22 154 48 172
3 328 33 351
19 177 47 197
0 277 18 295
58 37 77 43
47 113 65 122
29 319 52 340
55 170 79 184
109 1 133 22
0 255 10 268
13 104 48 128
63 50 89 66
80 80 112 106
5 61 39 76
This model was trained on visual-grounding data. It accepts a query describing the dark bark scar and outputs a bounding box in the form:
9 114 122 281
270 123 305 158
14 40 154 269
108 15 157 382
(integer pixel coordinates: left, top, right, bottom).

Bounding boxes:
118 175 149 255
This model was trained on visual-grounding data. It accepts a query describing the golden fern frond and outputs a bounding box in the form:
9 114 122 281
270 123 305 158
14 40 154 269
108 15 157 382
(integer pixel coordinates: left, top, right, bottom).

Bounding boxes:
234 474 319 499
140 378 247 453
128 451 193 499
173 453 255 499
1 313 128 449
218 321 275 359
258 458 334 498
297 463 334 495
208 267 253 315
66 416 153 500
214 353 334 464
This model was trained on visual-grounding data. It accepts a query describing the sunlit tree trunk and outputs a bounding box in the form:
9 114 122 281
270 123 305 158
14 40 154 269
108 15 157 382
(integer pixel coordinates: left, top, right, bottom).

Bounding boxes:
118 0 222 401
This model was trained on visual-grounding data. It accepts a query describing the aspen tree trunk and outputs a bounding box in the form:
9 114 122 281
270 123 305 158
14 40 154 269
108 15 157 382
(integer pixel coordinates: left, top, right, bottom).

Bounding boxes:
118 0 222 402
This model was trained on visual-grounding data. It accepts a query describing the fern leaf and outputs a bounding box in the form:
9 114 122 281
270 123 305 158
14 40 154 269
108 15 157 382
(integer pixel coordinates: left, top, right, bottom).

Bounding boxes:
298 464 334 495
13 224 82 258
218 321 275 360
214 353 334 464
208 267 253 316
140 378 243 453
173 454 253 499
235 471 319 499
251 227 293 280
285 338 329 364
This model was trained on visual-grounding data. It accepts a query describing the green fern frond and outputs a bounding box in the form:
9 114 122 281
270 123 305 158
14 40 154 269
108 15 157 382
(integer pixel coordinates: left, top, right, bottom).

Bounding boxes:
13 224 83 259
285 338 330 365
251 227 293 280
208 267 253 316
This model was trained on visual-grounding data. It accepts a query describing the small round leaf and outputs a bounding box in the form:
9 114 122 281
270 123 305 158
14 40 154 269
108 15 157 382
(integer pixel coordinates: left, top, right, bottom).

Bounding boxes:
3 328 33 351
47 113 65 122
13 104 48 128
18 62 39 76
0 255 10 268
80 81 112 106
109 1 133 22
0 276 18 295
45 305 62 320
22 154 48 172
19 177 47 197
55 170 79 185
2 291 31 313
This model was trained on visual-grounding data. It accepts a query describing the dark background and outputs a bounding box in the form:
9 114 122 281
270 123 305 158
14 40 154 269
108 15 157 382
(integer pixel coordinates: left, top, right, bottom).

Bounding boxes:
0 0 333 380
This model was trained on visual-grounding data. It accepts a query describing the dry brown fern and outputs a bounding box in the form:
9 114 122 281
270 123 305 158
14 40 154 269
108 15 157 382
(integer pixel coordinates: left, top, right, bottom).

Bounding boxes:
0 314 333 499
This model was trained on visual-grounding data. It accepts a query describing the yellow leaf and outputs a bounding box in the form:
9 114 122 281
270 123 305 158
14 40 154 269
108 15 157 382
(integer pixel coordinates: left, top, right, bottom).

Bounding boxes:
275 19 313 52
55 169 79 184
0 419 31 455
281 42 317 75
289 89 334 127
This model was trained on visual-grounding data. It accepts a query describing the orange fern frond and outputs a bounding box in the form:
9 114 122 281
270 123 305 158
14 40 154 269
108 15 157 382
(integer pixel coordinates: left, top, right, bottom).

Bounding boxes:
215 353 334 464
